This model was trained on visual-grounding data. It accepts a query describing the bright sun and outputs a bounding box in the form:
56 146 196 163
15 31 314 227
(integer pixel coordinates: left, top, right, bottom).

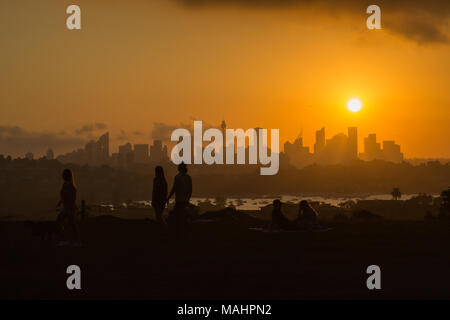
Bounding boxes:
347 98 362 112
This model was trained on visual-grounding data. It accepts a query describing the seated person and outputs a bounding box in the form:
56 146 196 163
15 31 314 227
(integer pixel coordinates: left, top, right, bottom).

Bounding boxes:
297 200 319 230
270 200 292 230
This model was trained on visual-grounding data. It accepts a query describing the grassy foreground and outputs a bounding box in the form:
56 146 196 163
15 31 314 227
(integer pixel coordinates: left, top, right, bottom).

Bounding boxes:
1 215 450 299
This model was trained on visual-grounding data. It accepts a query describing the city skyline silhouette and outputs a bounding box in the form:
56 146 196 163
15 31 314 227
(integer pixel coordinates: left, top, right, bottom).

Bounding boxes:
5 123 407 167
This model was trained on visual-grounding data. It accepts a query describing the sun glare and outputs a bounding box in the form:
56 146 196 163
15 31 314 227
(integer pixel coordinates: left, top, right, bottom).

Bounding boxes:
347 98 362 112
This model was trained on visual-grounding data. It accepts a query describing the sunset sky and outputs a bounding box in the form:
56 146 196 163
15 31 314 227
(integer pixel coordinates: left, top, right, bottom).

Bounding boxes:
0 0 449 158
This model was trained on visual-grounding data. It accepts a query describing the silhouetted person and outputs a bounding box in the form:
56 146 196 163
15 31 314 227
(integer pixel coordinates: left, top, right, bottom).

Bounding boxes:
167 162 192 240
152 166 168 224
297 200 318 230
56 168 80 246
270 200 291 230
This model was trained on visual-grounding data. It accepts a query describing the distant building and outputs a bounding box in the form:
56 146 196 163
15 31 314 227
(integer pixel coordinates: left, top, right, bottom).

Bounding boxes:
118 142 133 167
347 127 358 160
54 132 112 165
360 134 403 163
285 126 359 166
85 140 96 164
118 142 132 155
150 140 168 163
314 127 325 154
284 136 312 168
57 148 85 164
381 140 403 163
125 150 134 167
111 152 120 165
361 134 381 161
45 148 54 160
25 152 34 160
322 133 348 164
134 144 149 163
98 132 109 163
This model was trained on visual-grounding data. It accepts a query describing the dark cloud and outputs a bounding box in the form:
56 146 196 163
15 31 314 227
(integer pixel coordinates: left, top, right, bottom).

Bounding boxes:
385 17 448 44
175 0 450 44
75 123 108 135
116 130 128 141
0 126 86 157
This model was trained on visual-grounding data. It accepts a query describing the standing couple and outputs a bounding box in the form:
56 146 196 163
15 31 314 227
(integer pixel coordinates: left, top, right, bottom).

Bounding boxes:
152 162 192 236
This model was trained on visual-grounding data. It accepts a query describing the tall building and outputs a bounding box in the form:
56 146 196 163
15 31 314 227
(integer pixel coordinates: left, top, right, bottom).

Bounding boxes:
85 140 97 164
284 136 312 168
382 140 403 163
84 132 110 165
56 132 110 166
118 143 132 155
134 144 149 163
347 127 358 160
98 132 109 164
360 134 403 163
362 134 381 161
25 152 34 160
323 133 348 164
118 142 133 167
45 148 54 160
56 148 85 164
314 127 325 154
150 140 168 163
111 152 119 165
125 150 134 167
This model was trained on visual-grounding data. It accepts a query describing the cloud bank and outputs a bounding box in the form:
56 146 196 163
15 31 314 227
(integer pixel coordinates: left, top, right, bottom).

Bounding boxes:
75 123 108 135
0 126 86 158
175 0 450 44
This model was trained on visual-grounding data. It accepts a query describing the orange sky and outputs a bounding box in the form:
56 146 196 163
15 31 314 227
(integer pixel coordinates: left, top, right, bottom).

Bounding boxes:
0 0 449 158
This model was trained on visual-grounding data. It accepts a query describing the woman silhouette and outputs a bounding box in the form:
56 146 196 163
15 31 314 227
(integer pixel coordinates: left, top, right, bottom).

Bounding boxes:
152 166 168 224
297 200 319 230
56 168 80 246
270 200 291 230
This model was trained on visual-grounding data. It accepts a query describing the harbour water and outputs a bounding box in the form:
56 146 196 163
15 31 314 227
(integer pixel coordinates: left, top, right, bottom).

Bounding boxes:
132 193 434 211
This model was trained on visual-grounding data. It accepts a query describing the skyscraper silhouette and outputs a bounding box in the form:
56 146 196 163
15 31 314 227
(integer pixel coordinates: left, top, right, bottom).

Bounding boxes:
347 127 358 160
314 127 325 155
134 144 149 163
45 148 54 160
